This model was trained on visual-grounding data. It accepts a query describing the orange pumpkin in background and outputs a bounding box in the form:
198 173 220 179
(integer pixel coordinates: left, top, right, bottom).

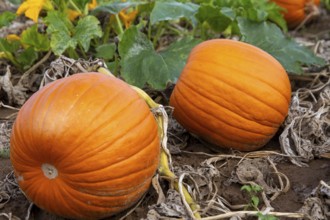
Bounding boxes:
10 73 160 219
271 0 320 28
170 39 291 152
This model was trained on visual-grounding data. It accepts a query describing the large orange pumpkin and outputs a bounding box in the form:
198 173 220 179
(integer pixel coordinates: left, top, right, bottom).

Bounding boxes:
271 0 320 28
170 39 291 152
10 73 160 219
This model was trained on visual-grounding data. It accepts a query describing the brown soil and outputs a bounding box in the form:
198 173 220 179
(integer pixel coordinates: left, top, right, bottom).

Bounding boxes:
0 145 330 220
1 137 330 220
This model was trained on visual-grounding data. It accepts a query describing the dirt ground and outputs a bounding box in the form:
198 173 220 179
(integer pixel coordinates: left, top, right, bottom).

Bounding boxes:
1 3 330 220
1 137 330 220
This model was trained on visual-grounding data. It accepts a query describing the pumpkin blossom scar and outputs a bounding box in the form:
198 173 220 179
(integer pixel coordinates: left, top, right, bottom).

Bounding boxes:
16 0 54 23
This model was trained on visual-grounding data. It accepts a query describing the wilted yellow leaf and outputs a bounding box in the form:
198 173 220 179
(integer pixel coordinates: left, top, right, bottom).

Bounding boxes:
16 0 53 22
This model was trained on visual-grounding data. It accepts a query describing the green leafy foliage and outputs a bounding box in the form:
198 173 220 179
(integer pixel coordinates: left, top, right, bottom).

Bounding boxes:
75 16 103 52
159 37 202 82
150 1 199 25
44 12 76 55
241 184 278 219
0 0 326 89
196 0 287 34
0 38 20 53
96 43 116 60
44 12 102 55
241 184 261 210
195 5 233 33
20 25 50 52
119 26 200 88
93 2 147 14
0 38 38 70
238 18 326 74
323 0 330 10
0 11 16 28
241 184 262 193
119 27 170 89
16 47 39 69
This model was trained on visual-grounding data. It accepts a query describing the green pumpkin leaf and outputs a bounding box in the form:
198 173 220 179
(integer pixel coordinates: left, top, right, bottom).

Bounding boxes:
199 0 287 32
159 37 202 82
195 4 232 32
237 18 326 74
0 11 16 28
220 7 236 20
93 1 148 14
246 8 268 22
20 25 50 52
45 12 102 55
0 38 20 53
119 26 169 89
44 11 77 55
241 185 252 192
119 26 200 89
16 47 38 70
150 1 199 26
251 196 260 207
96 43 116 60
74 15 103 52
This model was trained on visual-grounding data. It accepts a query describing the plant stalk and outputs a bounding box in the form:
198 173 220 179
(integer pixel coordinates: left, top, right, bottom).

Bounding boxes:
114 14 124 35
68 0 82 14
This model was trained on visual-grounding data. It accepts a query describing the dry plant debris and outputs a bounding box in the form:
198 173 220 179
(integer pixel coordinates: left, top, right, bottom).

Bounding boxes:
279 35 330 167
0 120 13 158
0 66 28 106
280 71 330 167
298 181 330 220
0 171 28 220
39 56 105 88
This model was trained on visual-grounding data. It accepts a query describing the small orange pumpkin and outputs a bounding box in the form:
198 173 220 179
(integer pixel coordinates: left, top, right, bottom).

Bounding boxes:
10 73 160 219
271 0 320 28
170 39 291 152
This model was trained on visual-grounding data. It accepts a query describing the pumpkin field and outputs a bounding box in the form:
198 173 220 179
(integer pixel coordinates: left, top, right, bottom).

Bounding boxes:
0 0 330 219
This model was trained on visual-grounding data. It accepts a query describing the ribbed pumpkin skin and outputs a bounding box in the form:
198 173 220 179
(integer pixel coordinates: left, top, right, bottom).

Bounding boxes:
271 0 320 28
170 39 291 151
10 73 160 219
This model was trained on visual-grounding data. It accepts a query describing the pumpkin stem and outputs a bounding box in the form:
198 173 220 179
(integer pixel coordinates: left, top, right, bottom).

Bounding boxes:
132 90 201 219
97 67 201 219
